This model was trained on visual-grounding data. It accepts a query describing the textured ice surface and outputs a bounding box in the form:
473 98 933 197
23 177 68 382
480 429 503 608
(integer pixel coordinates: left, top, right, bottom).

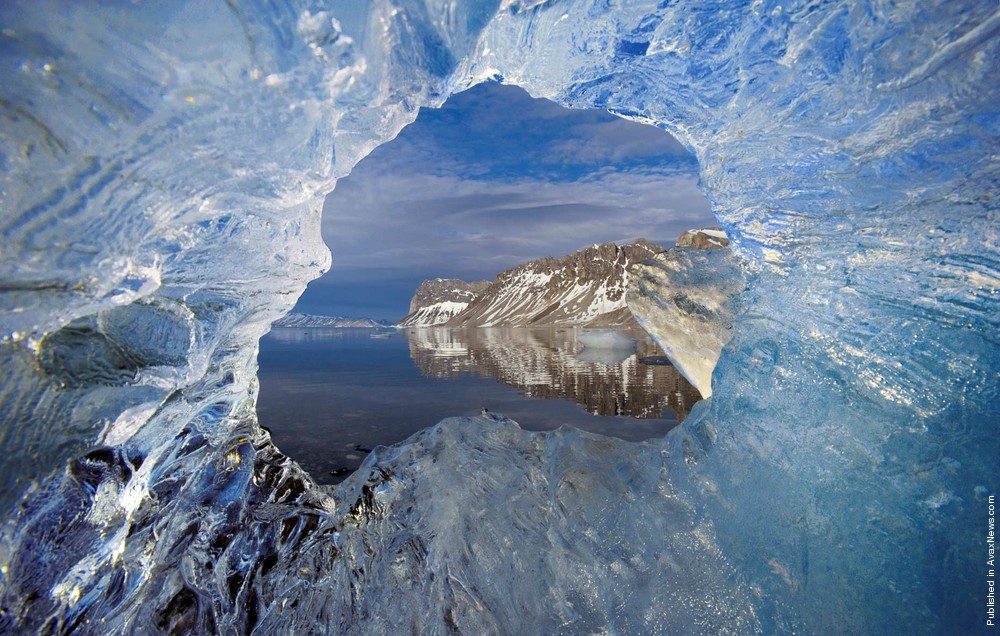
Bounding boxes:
627 248 744 398
280 414 758 634
1 1 998 634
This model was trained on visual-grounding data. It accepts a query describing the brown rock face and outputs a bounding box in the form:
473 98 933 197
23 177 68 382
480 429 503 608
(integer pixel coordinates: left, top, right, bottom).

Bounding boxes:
444 239 663 327
397 278 491 326
675 228 729 250
407 278 490 314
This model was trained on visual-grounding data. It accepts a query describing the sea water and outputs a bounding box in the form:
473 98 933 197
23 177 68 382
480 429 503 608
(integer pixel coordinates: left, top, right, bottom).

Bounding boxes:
258 327 698 482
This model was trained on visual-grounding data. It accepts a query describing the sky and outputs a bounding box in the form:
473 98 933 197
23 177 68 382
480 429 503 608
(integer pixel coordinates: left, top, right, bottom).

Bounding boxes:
294 82 716 321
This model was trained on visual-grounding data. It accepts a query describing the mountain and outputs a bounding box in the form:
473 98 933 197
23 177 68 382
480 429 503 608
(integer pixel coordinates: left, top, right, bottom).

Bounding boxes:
441 239 663 328
675 227 729 249
274 313 388 328
396 278 491 327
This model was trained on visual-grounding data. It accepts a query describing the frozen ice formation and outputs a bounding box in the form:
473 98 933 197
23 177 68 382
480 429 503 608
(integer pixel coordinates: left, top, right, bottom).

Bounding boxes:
574 329 638 364
575 329 637 351
627 248 745 398
1 1 998 634
302 414 759 634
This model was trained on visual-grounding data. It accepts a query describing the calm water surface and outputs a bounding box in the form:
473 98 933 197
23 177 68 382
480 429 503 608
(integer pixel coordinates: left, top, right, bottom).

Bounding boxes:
257 327 700 483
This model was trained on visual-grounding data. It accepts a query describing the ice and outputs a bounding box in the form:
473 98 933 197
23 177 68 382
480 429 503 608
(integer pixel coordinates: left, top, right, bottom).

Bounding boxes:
574 329 637 364
575 329 636 350
264 414 760 634
573 347 631 365
1 1 998 634
626 247 744 398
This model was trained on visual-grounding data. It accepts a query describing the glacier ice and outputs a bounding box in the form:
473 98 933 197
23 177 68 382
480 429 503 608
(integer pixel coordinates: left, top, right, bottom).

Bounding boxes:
627 247 745 398
1 1 998 634
574 329 637 364
575 329 637 351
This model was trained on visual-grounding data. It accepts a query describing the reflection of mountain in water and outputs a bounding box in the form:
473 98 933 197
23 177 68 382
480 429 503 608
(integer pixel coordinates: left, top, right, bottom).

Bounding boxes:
267 327 394 343
405 327 702 421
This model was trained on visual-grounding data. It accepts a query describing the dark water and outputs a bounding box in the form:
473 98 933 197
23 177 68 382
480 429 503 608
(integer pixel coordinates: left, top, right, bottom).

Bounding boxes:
256 327 700 483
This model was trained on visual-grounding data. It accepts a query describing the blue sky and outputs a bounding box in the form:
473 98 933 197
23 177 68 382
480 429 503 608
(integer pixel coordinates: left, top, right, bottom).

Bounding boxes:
294 82 715 321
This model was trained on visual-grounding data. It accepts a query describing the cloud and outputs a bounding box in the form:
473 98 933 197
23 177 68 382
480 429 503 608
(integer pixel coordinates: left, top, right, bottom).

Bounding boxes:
321 165 714 280
544 119 690 166
301 82 716 319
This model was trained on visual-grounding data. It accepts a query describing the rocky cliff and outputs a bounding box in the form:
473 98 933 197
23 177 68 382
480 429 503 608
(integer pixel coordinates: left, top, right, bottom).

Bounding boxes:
442 240 662 327
675 227 729 250
397 278 491 327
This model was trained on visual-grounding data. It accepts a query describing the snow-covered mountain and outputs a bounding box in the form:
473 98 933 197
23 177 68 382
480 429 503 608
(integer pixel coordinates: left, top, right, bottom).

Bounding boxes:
401 232 731 330
274 313 387 328
443 239 663 327
675 227 729 249
397 278 490 327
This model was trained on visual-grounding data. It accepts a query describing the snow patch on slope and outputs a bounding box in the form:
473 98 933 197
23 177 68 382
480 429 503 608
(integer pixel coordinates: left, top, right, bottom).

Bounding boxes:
398 301 472 327
448 241 661 327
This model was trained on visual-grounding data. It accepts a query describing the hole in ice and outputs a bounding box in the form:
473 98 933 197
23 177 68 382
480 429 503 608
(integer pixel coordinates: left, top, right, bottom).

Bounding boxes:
257 83 720 484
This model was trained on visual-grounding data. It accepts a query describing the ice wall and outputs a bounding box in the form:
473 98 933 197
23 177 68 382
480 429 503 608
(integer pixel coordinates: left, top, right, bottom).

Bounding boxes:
1 1 997 634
